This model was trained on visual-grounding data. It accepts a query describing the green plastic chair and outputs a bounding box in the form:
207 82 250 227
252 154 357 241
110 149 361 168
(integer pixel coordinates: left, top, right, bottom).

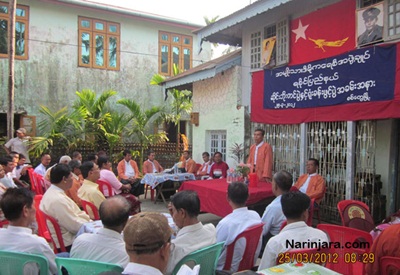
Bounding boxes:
55 257 123 275
172 242 224 275
0 250 49 275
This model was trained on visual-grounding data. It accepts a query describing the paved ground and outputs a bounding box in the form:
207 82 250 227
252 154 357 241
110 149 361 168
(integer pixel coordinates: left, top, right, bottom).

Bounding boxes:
139 190 223 227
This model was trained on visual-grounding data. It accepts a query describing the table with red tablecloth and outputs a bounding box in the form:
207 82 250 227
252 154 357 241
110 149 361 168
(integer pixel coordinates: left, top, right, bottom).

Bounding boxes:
179 179 274 217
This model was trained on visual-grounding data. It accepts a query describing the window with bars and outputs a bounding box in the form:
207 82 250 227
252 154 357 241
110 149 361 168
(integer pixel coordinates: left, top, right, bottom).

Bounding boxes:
250 18 289 70
387 0 400 38
159 31 192 76
78 17 120 70
250 31 261 69
208 130 227 161
0 2 29 60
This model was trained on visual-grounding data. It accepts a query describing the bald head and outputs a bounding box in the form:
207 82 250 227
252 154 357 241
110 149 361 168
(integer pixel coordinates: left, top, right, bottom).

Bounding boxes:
99 196 131 232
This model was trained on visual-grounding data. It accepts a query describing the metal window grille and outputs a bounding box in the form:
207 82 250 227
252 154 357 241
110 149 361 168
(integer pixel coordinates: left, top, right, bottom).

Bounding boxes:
209 131 227 161
250 31 261 69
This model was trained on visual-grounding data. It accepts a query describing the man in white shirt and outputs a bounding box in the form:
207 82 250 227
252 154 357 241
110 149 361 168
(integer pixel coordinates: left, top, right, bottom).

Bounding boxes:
294 158 326 204
117 149 143 197
216 182 262 272
4 128 31 163
34 153 51 176
166 190 216 274
77 161 105 213
123 212 173 275
0 188 57 274
71 196 130 268
260 170 293 254
0 156 18 188
258 191 329 270
40 164 90 251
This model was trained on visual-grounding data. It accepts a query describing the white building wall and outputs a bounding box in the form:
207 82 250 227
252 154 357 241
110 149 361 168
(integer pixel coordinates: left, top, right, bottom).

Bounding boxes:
1 0 210 127
191 66 245 168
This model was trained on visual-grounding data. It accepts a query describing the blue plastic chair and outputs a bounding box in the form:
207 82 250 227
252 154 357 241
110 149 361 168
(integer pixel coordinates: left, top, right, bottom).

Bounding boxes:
0 250 49 275
55 257 123 274
172 242 224 275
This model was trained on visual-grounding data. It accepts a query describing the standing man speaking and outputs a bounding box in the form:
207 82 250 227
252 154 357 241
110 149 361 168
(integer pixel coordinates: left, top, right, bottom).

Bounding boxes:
4 128 30 164
247 129 273 182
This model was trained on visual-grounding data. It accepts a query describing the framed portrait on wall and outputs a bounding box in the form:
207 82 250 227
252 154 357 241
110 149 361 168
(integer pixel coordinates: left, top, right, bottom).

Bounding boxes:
357 3 384 46
262 36 276 66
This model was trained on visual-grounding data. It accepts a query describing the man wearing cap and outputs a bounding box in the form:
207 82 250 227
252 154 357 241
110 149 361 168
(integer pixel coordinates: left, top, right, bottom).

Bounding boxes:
71 196 130 268
4 128 30 164
166 190 216 274
358 6 383 45
123 212 173 275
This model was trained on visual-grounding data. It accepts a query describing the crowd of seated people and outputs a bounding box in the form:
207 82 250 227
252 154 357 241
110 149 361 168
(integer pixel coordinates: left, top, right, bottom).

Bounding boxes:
2 143 399 275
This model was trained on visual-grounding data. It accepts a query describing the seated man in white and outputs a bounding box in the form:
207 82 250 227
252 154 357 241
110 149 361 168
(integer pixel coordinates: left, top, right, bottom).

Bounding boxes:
34 153 51 176
40 164 90 252
71 196 130 268
166 190 216 274
77 161 106 214
258 191 329 270
216 182 262 272
123 212 173 275
260 170 293 254
0 188 57 274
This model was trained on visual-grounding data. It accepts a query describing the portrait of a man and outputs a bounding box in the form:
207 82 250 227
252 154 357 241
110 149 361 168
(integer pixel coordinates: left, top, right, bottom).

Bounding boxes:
357 4 384 46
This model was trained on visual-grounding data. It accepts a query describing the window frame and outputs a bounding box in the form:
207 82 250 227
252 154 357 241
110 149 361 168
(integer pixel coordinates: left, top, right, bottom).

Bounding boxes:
78 16 120 71
0 1 29 60
158 31 192 76
207 130 227 161
250 18 289 71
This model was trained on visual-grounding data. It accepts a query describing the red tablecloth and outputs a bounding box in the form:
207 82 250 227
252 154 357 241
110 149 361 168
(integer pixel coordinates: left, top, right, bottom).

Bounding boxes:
179 179 274 217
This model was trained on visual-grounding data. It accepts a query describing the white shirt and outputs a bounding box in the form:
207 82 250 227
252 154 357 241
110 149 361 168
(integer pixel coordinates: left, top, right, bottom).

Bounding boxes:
71 228 129 268
5 137 30 163
123 262 163 275
40 184 90 247
166 222 216 274
125 161 135 178
13 164 29 180
147 159 158 173
216 207 262 272
34 163 47 176
1 173 17 188
254 141 264 165
299 173 317 193
0 225 57 274
261 195 285 236
258 221 329 270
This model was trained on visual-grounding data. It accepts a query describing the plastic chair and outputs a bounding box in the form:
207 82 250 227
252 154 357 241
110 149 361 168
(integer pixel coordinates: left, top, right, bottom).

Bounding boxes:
33 173 45 195
81 199 100 220
34 195 52 244
307 198 322 226
27 168 37 193
144 184 155 201
276 247 329 265
317 224 373 275
37 207 67 252
337 199 375 232
55 258 123 275
0 250 49 275
0 219 9 228
223 223 264 271
96 179 113 198
380 256 400 275
172 242 224 275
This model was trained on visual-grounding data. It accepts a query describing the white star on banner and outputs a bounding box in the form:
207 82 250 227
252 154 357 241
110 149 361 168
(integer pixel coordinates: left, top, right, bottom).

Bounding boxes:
292 19 309 43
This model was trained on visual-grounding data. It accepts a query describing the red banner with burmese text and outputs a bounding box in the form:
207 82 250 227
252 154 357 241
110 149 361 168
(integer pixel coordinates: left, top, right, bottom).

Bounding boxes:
290 0 356 65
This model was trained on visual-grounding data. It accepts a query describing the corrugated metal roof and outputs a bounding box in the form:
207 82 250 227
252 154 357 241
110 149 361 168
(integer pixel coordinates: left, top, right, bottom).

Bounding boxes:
162 49 242 90
194 0 292 45
49 0 203 29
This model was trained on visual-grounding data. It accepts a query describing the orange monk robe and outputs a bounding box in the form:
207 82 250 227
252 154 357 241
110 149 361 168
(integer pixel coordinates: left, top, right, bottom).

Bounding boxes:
247 142 273 181
294 174 326 204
